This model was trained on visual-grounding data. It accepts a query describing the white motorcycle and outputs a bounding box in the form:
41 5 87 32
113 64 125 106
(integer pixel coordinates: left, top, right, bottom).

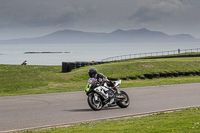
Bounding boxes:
85 78 130 111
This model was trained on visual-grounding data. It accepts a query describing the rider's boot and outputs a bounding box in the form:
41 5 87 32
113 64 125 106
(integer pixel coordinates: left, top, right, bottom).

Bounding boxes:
112 86 121 94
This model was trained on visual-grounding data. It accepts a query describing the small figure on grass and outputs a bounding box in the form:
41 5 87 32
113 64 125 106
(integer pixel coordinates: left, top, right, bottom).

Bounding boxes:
21 60 27 65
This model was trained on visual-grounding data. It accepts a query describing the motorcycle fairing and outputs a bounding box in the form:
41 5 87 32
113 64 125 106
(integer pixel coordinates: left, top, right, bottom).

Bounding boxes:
94 86 109 100
85 78 97 92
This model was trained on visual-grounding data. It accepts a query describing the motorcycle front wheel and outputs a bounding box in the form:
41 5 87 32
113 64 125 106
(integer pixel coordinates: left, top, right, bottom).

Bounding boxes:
88 92 103 111
116 90 130 108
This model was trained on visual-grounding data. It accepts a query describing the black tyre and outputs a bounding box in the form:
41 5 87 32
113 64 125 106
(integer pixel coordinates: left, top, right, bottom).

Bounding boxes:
116 90 130 108
88 92 103 111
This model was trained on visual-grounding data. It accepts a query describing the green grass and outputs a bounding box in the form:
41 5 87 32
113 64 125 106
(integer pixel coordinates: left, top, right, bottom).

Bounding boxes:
22 107 200 133
1 57 200 96
101 58 200 78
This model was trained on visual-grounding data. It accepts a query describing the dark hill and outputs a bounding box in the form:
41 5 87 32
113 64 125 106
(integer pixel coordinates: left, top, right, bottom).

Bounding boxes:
0 28 199 44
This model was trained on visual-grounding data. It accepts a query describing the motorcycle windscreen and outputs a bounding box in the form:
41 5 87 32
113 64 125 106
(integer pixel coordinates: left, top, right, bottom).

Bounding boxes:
85 78 97 92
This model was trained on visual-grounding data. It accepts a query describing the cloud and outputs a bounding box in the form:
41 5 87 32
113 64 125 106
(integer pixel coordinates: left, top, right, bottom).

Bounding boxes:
0 0 96 28
1 0 200 39
0 0 185 28
129 0 184 23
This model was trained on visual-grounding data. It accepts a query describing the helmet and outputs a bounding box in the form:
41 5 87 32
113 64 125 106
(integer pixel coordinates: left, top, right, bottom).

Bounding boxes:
88 67 97 78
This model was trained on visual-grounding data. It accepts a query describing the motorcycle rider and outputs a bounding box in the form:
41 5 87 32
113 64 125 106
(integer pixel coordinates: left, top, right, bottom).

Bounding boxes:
88 67 120 94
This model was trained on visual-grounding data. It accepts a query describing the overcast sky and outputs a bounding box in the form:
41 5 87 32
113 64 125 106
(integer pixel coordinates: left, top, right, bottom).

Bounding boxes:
1 0 200 39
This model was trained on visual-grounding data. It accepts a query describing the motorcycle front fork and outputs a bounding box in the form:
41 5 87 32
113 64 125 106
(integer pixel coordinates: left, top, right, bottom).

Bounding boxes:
94 93 99 101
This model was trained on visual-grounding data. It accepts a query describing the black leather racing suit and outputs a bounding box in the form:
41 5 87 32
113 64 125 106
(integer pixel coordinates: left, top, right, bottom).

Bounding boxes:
96 73 115 88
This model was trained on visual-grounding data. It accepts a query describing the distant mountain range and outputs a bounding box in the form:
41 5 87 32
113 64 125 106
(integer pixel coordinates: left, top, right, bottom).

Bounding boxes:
0 28 199 44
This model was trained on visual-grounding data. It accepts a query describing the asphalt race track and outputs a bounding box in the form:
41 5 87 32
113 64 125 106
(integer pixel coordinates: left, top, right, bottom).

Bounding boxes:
0 83 200 132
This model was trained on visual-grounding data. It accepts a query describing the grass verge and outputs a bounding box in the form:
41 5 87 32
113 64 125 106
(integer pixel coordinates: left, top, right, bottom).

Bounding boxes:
22 107 200 133
0 57 200 96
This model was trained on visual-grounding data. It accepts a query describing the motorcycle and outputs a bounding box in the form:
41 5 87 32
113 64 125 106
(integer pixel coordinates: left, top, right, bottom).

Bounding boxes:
85 78 130 111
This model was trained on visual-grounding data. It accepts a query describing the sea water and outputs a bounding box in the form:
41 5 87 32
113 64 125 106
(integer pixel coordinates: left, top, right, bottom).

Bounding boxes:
0 43 199 65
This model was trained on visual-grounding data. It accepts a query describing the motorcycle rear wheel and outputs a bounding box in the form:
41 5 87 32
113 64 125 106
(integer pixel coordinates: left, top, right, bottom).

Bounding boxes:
116 90 130 108
88 92 103 111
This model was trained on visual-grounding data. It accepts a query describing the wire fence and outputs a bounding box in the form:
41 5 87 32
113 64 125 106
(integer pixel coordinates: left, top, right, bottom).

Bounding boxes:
101 48 200 62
